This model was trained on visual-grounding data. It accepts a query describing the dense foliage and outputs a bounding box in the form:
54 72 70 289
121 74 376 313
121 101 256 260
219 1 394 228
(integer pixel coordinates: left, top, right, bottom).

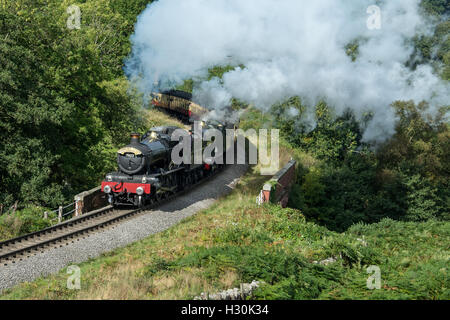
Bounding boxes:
0 0 151 210
277 100 449 231
421 0 450 16
266 0 450 231
0 206 52 239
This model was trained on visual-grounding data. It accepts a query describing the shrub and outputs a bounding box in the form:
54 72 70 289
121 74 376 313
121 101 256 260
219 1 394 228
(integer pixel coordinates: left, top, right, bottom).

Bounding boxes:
0 206 52 240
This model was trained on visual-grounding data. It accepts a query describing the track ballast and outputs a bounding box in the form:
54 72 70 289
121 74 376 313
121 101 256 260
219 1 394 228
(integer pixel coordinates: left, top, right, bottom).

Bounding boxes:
0 165 227 266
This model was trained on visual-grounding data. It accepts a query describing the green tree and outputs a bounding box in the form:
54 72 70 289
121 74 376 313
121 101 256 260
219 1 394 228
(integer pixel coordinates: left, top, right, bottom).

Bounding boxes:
0 0 150 208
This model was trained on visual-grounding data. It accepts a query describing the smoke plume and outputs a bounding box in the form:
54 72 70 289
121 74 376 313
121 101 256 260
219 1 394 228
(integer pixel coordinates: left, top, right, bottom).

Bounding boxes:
125 0 449 142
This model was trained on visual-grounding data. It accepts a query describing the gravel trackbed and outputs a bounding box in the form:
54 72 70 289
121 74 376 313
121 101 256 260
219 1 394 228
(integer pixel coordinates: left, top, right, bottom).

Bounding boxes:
0 164 248 293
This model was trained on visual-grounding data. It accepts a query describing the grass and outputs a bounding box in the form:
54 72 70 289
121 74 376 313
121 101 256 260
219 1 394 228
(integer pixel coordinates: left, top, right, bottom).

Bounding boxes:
0 206 52 242
1 160 448 299
142 106 188 130
1 109 448 300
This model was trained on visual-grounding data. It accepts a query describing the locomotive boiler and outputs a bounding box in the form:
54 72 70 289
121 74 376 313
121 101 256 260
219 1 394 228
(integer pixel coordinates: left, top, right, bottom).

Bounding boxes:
101 124 227 207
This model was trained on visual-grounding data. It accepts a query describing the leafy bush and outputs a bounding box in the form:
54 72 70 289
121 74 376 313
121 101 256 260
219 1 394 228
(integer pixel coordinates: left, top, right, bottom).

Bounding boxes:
421 0 450 16
0 206 52 241
283 100 448 231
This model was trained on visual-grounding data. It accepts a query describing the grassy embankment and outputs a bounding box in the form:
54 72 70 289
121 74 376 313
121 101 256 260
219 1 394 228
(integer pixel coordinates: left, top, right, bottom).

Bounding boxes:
1 109 448 300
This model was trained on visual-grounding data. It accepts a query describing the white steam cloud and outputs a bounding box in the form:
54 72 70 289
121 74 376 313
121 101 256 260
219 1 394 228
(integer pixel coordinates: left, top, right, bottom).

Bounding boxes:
126 0 449 142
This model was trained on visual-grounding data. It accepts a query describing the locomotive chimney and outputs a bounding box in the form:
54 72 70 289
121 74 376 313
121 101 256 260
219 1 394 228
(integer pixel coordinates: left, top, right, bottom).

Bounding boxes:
130 133 140 144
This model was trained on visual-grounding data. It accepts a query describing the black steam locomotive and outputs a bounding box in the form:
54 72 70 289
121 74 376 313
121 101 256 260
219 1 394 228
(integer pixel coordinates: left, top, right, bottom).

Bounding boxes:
101 122 232 207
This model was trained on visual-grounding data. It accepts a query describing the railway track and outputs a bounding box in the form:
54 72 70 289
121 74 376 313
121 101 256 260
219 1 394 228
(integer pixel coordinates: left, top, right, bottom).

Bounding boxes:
0 165 227 266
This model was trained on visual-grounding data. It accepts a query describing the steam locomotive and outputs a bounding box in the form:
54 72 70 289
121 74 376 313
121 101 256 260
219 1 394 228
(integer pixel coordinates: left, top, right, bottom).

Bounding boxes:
101 122 233 207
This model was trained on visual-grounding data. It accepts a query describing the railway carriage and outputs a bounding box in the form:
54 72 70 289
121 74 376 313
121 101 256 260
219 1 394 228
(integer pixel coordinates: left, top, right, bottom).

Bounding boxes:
151 90 208 121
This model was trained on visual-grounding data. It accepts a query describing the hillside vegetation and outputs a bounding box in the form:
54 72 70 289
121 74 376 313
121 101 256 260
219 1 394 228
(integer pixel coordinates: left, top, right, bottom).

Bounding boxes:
0 0 185 238
0 0 448 299
1 124 448 299
269 100 449 232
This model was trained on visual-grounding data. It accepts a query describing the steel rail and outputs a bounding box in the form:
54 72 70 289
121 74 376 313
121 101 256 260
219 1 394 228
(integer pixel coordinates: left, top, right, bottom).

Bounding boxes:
0 164 229 266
